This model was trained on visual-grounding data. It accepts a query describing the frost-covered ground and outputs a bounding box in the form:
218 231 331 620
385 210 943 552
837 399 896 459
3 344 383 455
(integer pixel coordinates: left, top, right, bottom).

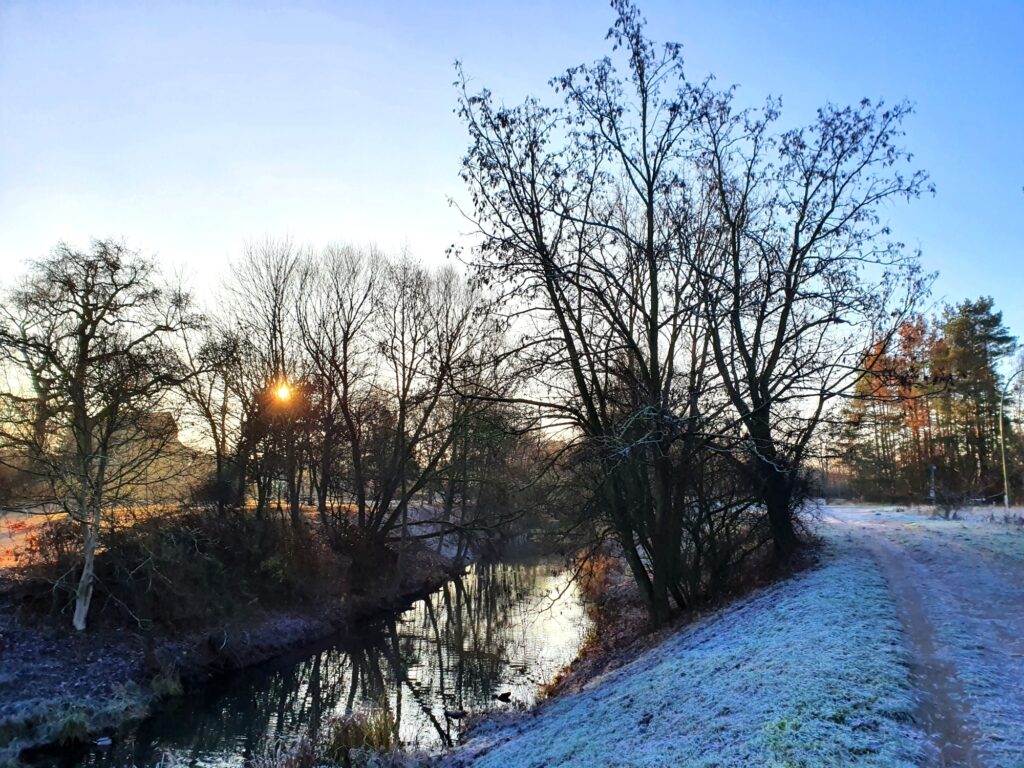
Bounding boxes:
444 504 1024 768
444 516 927 768
829 504 1024 768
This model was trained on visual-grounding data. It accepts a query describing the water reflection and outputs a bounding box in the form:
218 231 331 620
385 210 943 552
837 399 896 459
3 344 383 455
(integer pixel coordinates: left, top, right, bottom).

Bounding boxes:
76 559 589 767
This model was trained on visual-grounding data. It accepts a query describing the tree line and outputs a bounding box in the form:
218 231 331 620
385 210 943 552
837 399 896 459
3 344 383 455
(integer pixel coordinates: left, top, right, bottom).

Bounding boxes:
0 240 545 630
838 297 1022 503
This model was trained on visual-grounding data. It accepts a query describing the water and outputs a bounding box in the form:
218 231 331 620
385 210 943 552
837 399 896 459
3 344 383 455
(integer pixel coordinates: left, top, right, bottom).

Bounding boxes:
68 559 590 767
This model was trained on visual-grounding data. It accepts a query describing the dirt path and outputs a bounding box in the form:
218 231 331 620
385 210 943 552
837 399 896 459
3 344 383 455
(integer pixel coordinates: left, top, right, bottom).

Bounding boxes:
826 507 1024 768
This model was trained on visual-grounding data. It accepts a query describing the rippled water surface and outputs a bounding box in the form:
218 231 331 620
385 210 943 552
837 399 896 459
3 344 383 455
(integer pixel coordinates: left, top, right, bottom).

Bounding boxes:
68 559 590 767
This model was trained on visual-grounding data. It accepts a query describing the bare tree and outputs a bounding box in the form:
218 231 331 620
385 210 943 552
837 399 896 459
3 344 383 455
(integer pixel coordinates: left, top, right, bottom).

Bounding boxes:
455 0 723 623
695 91 931 555
0 240 197 630
293 242 529 559
178 320 243 510
228 238 305 523
364 259 492 542
296 245 381 525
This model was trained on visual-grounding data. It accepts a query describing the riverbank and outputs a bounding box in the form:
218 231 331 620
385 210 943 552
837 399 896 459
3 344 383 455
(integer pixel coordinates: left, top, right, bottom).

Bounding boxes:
539 547 803 702
442 521 927 767
0 540 462 766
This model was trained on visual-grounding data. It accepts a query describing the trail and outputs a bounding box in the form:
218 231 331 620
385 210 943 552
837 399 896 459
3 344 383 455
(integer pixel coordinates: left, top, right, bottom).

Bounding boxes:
827 506 1024 768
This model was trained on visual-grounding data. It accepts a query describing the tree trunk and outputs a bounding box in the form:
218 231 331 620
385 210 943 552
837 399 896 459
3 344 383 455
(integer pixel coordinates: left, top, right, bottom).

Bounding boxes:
649 447 679 626
317 443 331 522
620 528 661 624
214 452 227 512
255 472 269 517
747 414 800 559
289 464 302 528
764 470 798 559
234 451 250 508
72 516 99 631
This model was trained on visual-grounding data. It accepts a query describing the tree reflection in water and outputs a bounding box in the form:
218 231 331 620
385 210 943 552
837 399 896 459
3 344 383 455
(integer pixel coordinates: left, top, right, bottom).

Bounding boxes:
78 560 589 768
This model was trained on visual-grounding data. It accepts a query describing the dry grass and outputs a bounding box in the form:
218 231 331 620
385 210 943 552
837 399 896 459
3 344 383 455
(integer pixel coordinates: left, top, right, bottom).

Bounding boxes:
248 736 322 768
322 707 396 766
245 708 414 768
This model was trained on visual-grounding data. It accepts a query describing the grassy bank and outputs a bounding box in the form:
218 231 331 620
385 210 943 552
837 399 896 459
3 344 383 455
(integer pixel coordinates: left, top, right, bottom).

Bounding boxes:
442 531 924 768
539 536 799 702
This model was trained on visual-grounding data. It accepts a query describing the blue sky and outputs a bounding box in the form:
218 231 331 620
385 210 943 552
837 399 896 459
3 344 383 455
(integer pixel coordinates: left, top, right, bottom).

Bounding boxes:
1 1 1021 338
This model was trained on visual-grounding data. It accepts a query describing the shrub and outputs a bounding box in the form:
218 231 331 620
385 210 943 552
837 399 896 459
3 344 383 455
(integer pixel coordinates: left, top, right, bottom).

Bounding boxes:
576 553 613 601
14 506 348 630
249 736 322 768
323 708 396 768
53 708 89 745
150 667 184 699
934 490 964 520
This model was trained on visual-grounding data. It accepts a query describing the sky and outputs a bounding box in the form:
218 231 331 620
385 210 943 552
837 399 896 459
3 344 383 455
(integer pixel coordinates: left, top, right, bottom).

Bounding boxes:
1 0 1022 339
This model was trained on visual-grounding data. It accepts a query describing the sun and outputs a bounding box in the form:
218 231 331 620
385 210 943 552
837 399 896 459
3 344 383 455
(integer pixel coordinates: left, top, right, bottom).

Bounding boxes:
274 381 292 402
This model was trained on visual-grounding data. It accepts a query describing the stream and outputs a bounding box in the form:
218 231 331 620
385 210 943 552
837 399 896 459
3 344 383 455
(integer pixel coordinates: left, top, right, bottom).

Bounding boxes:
64 558 591 766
